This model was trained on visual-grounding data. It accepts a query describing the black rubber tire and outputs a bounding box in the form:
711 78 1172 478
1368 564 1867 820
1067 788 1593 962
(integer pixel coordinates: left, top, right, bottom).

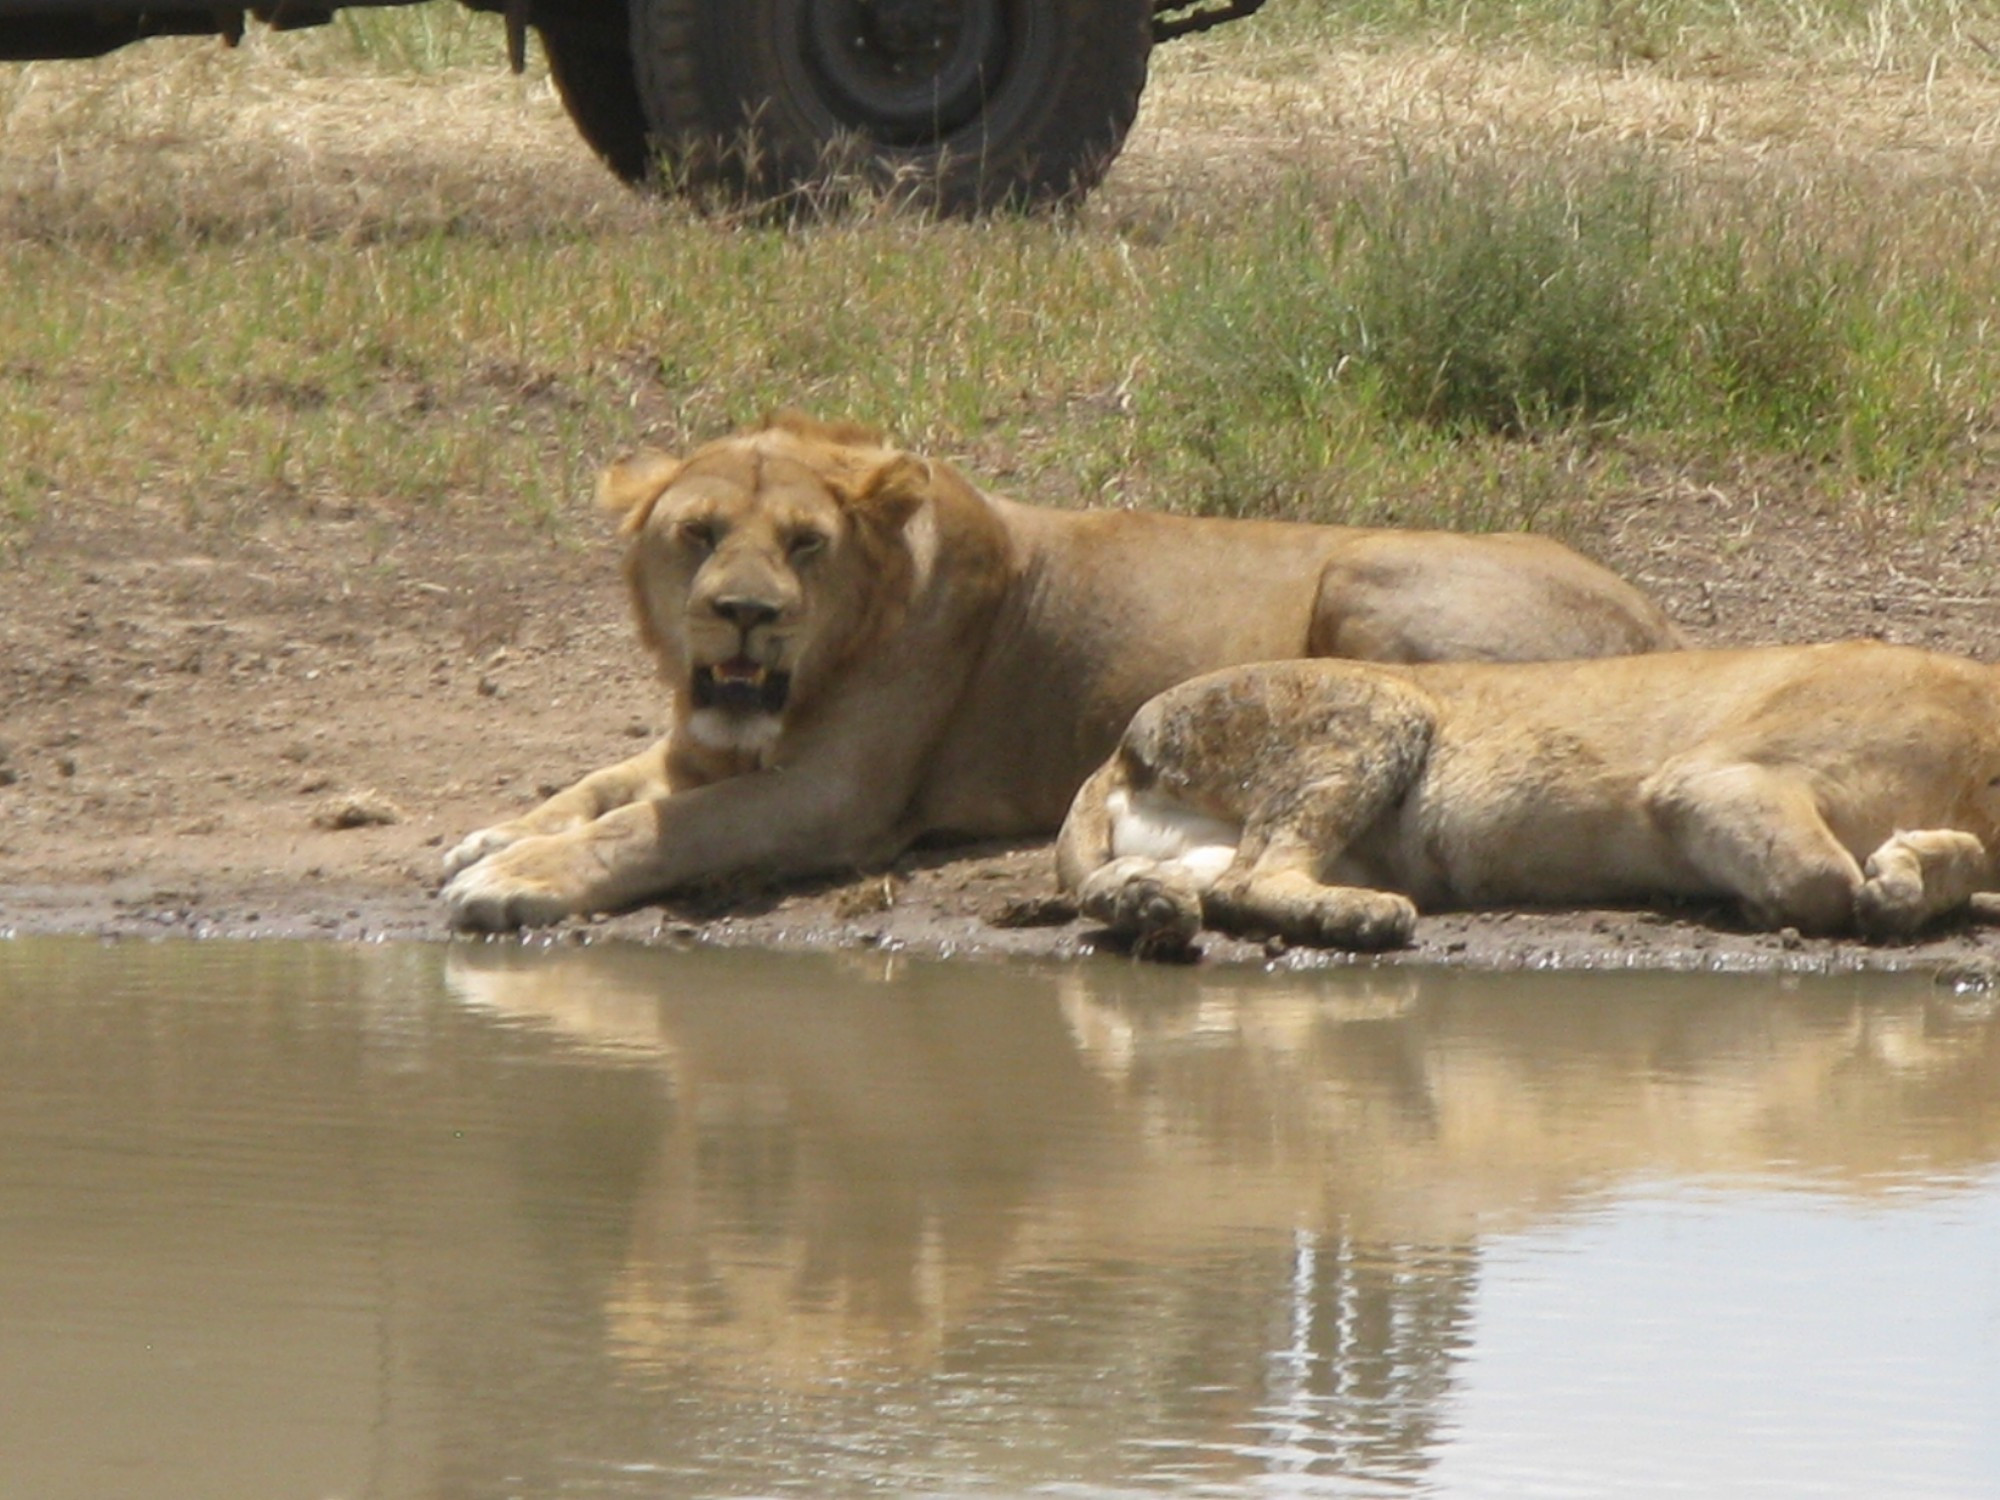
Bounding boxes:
626 0 1153 215
539 15 655 184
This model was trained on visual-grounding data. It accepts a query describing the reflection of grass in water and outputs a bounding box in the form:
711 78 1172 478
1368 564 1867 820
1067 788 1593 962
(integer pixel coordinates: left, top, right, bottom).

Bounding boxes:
0 5 1996 539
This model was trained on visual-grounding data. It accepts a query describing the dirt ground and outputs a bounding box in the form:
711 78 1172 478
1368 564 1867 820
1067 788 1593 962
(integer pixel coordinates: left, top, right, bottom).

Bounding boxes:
4 41 2000 977
4 451 1997 977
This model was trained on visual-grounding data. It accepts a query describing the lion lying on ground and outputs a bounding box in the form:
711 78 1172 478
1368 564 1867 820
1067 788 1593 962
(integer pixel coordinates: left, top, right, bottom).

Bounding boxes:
441 412 1679 930
1057 641 2000 957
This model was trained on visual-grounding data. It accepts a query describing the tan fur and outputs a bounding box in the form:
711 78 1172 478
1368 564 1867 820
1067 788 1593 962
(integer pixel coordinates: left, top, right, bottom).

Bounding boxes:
1057 643 2000 955
441 412 1680 930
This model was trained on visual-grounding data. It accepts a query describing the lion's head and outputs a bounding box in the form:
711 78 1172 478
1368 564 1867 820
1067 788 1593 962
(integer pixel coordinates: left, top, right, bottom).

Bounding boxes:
600 412 929 756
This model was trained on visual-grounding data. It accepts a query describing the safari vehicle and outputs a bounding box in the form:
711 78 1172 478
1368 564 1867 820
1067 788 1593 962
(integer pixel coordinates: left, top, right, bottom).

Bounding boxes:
0 0 1268 211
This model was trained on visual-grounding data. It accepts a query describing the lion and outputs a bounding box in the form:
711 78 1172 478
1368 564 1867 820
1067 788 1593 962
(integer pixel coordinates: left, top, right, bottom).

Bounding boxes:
1057 641 2000 957
441 412 1680 930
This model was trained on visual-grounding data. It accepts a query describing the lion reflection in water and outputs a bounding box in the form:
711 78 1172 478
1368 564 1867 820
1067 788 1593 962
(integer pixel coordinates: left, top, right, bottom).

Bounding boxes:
445 946 1999 1393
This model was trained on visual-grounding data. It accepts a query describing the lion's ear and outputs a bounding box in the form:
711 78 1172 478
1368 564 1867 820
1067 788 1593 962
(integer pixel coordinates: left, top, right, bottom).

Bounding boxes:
842 454 929 533
597 448 685 537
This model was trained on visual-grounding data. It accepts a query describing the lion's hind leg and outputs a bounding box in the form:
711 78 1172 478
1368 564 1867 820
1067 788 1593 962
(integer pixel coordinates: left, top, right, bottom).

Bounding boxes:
1855 830 1991 938
1199 684 1435 952
1073 662 1434 957
1205 867 1417 952
1642 758 1866 933
1202 771 1421 951
1072 780 1242 958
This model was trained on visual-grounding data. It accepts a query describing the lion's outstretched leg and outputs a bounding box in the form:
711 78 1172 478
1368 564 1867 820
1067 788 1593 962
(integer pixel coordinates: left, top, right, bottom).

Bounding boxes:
443 797 671 930
443 739 674 878
1642 759 1866 932
1855 830 1992 938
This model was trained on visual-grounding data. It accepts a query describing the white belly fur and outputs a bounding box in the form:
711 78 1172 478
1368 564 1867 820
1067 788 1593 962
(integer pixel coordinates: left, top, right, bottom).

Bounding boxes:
1106 788 1242 886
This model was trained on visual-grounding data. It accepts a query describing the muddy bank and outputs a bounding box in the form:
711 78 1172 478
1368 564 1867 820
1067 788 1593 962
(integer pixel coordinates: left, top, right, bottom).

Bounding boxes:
4 853 1997 986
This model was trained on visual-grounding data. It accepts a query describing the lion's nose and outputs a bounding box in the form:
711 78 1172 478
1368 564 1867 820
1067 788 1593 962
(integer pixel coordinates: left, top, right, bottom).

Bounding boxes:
712 597 781 630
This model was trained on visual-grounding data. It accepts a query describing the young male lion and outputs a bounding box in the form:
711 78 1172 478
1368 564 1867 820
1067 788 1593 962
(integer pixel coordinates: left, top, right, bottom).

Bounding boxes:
442 412 1679 930
1057 641 2000 956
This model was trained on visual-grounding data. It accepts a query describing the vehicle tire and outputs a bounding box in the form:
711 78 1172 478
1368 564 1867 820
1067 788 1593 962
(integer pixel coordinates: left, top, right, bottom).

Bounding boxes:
626 0 1153 214
539 15 654 184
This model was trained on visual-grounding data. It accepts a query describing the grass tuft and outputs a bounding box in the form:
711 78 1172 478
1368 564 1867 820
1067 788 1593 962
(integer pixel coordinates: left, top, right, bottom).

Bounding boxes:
1344 161 1667 433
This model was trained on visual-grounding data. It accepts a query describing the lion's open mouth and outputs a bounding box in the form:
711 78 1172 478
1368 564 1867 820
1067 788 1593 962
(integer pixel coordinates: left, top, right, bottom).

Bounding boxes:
692 657 791 715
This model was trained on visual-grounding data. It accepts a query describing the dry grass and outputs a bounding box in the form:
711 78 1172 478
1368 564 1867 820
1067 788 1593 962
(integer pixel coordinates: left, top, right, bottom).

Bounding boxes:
3 3 1999 539
0 25 632 242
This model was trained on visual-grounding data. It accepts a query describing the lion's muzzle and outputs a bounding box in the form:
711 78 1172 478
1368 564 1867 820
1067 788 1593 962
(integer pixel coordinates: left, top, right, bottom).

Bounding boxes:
693 657 792 715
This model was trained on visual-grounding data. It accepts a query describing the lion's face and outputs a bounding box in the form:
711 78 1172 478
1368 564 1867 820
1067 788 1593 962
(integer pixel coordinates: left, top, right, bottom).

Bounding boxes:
602 416 925 755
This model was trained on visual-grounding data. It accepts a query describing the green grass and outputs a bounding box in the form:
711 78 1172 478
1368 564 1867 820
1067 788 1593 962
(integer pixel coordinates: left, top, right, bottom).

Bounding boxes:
2 2 1997 542
318 5 505 73
1144 155 1994 513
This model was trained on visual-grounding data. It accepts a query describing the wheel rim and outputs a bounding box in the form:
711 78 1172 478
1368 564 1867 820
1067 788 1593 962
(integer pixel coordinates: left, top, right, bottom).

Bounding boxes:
795 0 1013 145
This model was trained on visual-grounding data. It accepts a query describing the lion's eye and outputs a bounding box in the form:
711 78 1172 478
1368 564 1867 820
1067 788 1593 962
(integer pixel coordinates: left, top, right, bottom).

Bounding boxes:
678 519 717 553
787 530 829 562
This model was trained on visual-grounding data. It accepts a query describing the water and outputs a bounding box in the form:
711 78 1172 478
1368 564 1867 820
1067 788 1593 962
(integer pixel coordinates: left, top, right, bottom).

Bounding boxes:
1 938 1995 1500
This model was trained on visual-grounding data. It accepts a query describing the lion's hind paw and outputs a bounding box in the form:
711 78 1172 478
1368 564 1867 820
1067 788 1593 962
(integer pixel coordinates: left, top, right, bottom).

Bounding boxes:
1855 829 1989 940
1311 889 1419 951
1077 856 1207 961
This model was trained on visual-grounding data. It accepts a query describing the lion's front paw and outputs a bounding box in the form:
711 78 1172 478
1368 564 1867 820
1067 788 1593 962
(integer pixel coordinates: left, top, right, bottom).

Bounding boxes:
441 841 584 932
443 824 525 879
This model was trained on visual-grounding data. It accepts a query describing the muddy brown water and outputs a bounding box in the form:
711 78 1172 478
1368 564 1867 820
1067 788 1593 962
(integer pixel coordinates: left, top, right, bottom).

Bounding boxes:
1 938 1996 1499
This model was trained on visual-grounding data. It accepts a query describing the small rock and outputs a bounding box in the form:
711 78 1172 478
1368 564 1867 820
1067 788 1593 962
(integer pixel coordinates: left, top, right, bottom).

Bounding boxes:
312 790 404 830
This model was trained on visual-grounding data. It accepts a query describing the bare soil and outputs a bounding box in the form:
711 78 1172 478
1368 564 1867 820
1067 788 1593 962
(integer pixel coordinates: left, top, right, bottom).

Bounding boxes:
4 37 1999 975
